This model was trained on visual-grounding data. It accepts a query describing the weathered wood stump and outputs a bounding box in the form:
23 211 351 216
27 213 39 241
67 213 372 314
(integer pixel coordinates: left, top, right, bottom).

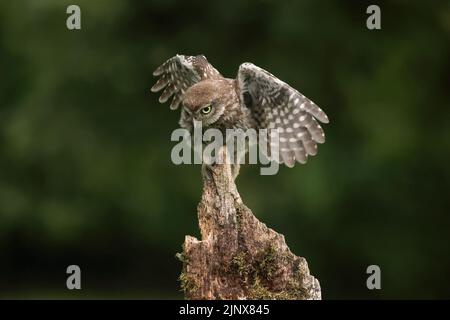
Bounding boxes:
177 148 321 300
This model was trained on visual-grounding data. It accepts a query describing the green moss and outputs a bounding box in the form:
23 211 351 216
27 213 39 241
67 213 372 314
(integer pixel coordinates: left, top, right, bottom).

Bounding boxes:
178 271 198 294
175 251 188 264
248 277 272 299
248 273 306 300
231 246 307 300
232 251 250 278
256 245 277 280
231 245 278 281
176 249 197 294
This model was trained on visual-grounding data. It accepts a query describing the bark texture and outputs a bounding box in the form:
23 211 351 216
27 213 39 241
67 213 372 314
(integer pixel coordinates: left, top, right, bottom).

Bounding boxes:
178 148 321 300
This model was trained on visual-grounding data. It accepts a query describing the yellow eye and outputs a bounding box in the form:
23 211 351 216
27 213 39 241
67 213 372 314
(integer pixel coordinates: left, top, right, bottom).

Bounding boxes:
201 105 212 114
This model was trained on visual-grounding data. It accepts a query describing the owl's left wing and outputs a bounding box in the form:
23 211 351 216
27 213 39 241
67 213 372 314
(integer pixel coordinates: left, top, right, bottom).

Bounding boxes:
151 54 222 110
237 63 329 167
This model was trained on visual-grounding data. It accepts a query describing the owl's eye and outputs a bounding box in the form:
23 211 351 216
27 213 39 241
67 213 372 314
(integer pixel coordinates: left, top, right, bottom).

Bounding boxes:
201 105 212 114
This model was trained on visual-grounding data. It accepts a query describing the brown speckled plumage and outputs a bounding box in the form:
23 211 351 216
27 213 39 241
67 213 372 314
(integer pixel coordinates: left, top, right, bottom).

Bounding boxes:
152 54 329 167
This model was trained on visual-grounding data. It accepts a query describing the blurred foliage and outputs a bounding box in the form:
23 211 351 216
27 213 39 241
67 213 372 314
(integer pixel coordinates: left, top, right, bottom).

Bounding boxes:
0 0 449 299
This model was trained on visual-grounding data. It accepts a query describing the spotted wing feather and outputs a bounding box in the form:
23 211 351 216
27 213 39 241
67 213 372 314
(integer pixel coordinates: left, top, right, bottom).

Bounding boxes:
237 63 329 167
151 54 222 110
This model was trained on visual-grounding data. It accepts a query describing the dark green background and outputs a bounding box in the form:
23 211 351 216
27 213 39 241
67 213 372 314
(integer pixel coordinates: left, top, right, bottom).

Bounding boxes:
1 0 449 299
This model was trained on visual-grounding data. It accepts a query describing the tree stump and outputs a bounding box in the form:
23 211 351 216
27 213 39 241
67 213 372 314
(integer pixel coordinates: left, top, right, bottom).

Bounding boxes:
177 148 321 300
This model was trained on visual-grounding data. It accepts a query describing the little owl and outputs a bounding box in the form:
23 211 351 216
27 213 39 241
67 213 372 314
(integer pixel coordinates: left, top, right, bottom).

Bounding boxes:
151 54 329 168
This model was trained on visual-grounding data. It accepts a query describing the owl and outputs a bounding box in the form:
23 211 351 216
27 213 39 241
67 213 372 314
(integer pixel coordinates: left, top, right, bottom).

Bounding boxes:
151 54 329 168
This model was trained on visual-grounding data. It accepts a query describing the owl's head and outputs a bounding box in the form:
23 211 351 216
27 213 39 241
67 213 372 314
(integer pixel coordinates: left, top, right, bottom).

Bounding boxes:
182 79 233 127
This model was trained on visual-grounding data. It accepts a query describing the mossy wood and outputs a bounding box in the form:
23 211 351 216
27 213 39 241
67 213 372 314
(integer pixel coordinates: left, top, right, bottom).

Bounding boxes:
178 148 321 299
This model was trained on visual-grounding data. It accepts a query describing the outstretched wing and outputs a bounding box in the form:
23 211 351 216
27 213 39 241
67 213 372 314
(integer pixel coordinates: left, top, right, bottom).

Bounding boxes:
237 63 329 167
151 54 222 110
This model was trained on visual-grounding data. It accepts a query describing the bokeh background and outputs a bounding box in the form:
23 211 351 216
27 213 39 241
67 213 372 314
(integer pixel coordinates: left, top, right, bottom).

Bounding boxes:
0 0 449 299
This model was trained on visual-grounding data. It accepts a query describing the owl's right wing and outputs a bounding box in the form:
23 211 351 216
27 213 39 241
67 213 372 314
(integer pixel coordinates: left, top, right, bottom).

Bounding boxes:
151 54 222 110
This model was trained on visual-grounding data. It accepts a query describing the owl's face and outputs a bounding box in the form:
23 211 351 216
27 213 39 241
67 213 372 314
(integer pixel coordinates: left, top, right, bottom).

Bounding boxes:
183 99 226 128
182 79 232 128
